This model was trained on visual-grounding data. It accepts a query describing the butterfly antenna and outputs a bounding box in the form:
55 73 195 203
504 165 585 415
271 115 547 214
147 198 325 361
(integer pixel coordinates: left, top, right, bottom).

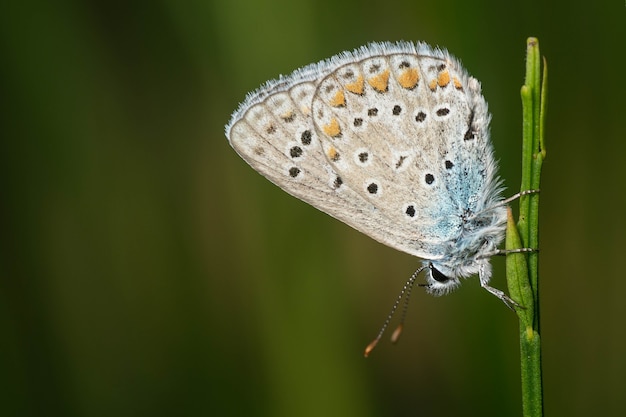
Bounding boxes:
391 272 416 344
364 265 426 357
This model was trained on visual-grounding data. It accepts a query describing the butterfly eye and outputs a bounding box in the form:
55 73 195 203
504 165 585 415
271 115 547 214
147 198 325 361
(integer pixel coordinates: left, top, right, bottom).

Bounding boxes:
429 264 450 283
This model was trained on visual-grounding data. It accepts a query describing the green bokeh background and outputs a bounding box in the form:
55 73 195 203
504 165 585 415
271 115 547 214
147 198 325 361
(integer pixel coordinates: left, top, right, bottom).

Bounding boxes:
1 1 624 416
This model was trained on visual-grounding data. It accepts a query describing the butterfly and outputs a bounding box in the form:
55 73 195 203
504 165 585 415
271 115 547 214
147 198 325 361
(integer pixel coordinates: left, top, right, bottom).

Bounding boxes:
226 41 528 353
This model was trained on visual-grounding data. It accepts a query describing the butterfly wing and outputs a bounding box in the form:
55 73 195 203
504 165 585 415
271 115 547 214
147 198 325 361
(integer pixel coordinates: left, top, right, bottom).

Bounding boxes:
226 42 500 261
311 44 500 259
227 72 428 257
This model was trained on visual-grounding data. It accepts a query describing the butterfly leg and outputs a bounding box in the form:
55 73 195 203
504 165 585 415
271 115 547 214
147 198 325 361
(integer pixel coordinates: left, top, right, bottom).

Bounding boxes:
480 281 522 310
478 262 522 310
472 189 540 219
493 247 538 256
499 189 541 206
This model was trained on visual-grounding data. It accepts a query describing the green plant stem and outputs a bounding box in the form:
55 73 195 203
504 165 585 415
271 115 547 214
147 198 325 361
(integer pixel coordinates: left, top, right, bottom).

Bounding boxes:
506 37 546 417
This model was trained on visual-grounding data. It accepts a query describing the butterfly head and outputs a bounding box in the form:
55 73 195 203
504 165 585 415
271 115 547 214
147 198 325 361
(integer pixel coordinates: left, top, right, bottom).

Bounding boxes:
422 256 492 296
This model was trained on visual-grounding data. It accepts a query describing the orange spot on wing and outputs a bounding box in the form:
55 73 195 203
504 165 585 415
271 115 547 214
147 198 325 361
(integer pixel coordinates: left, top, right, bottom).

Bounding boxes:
453 77 463 90
437 70 451 87
345 75 365 95
367 69 390 92
397 68 419 89
329 89 346 107
281 110 295 122
323 118 342 138
327 146 339 161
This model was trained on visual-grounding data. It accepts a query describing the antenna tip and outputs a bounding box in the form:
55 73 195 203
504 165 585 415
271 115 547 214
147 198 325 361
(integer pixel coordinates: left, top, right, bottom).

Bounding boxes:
391 324 404 344
364 339 379 358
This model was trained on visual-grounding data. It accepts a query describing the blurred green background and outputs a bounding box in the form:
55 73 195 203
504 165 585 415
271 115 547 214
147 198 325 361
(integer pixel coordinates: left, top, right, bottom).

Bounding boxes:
1 1 624 416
